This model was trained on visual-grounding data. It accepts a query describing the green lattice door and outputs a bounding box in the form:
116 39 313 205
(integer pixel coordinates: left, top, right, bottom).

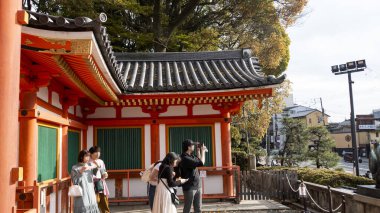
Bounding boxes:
168 126 213 166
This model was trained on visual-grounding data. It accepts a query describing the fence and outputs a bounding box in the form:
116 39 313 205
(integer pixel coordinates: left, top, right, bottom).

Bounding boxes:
240 170 298 201
301 181 380 213
16 177 72 213
240 169 380 213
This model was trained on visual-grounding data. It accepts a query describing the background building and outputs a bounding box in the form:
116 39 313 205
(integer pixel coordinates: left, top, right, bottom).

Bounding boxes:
268 95 329 150
329 109 380 156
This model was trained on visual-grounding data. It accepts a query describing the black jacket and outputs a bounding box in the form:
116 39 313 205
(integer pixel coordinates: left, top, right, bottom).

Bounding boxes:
179 152 204 191
158 164 181 187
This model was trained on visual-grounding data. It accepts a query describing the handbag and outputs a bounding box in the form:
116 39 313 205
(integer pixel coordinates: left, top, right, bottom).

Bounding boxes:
94 179 104 192
159 166 180 206
68 185 83 197
92 165 105 192
141 164 154 182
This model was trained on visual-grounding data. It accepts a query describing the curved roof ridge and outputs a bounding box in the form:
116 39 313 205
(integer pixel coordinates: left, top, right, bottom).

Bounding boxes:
114 49 254 61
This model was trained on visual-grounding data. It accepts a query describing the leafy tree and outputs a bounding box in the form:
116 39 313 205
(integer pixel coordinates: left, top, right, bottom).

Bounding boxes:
307 126 340 168
231 125 266 170
23 0 308 76
279 117 309 166
231 81 291 169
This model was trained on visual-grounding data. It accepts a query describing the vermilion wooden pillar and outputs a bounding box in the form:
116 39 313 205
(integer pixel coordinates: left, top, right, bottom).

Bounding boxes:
61 125 69 177
61 123 69 213
19 91 38 187
221 112 233 196
0 0 21 211
151 123 160 163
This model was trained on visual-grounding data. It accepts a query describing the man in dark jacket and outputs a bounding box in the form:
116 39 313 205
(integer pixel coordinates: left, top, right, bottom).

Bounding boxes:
179 139 206 213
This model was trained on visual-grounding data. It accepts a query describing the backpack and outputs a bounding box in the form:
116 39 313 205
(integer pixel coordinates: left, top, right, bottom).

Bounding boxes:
140 161 161 182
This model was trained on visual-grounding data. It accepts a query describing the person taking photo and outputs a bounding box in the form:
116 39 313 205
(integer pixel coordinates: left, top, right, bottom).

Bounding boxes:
179 139 206 213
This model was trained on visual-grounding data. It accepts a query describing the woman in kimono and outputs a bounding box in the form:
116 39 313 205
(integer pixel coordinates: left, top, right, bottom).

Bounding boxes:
71 150 100 213
152 152 188 213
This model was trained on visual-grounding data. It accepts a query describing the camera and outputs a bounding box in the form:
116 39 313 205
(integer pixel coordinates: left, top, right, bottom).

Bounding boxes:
195 142 208 152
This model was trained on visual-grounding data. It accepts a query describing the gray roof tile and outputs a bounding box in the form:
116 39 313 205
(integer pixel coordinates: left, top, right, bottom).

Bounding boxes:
115 49 285 92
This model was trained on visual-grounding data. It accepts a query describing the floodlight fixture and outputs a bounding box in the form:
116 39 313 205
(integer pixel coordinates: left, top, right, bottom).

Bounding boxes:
331 65 339 73
339 64 347 71
356 60 366 69
346 61 356 70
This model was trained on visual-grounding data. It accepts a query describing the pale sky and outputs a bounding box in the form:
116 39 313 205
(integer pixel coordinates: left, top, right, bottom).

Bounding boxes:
286 0 380 122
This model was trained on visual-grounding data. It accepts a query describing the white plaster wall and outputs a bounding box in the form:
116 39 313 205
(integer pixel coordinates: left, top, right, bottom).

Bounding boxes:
106 175 223 199
37 105 61 118
122 107 150 118
176 187 184 196
76 105 83 118
58 190 62 213
214 122 222 167
87 107 116 119
159 124 166 159
87 125 93 149
203 176 224 194
173 175 223 195
144 124 151 169
49 192 56 213
52 91 62 109
68 106 74 114
37 87 49 102
123 178 147 197
159 105 187 117
105 179 115 198
193 104 220 115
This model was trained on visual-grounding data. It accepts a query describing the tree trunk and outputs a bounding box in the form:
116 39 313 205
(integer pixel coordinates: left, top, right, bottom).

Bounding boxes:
316 141 320 168
152 0 167 52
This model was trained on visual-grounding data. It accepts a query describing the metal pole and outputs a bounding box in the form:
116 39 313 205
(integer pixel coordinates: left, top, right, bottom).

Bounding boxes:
348 71 360 176
328 186 333 213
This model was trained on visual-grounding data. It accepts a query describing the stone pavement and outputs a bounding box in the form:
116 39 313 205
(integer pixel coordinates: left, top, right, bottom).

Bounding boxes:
110 200 295 212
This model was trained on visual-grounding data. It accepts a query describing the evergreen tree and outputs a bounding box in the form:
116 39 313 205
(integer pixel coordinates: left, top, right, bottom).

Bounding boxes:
279 117 309 166
307 126 340 168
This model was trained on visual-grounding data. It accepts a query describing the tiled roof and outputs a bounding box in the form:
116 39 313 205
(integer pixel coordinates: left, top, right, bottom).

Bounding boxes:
23 11 285 94
289 110 316 118
115 49 285 93
23 11 126 90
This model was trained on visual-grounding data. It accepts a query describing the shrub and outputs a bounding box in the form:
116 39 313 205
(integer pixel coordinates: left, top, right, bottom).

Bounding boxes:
258 167 375 187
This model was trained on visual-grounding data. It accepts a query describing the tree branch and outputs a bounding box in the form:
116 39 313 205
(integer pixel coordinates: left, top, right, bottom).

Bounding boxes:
165 0 201 38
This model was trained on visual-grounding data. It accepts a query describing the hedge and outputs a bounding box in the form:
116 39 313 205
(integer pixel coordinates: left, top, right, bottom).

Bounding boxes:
257 167 375 188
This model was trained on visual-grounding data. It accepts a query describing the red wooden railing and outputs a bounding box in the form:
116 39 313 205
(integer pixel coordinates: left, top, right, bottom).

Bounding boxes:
15 166 241 212
107 166 241 204
16 177 72 213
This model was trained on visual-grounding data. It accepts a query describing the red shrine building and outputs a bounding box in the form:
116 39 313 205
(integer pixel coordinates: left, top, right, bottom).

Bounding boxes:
0 3 285 212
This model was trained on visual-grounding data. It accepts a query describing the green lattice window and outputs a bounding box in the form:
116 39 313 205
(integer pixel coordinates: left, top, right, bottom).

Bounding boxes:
96 127 142 170
37 125 57 182
168 126 213 166
68 130 81 174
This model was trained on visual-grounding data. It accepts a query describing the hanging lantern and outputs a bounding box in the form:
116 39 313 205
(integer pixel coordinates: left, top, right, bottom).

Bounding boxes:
299 183 307 198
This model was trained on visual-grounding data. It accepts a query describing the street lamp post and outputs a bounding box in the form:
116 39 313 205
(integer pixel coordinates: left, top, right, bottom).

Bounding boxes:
331 60 367 176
